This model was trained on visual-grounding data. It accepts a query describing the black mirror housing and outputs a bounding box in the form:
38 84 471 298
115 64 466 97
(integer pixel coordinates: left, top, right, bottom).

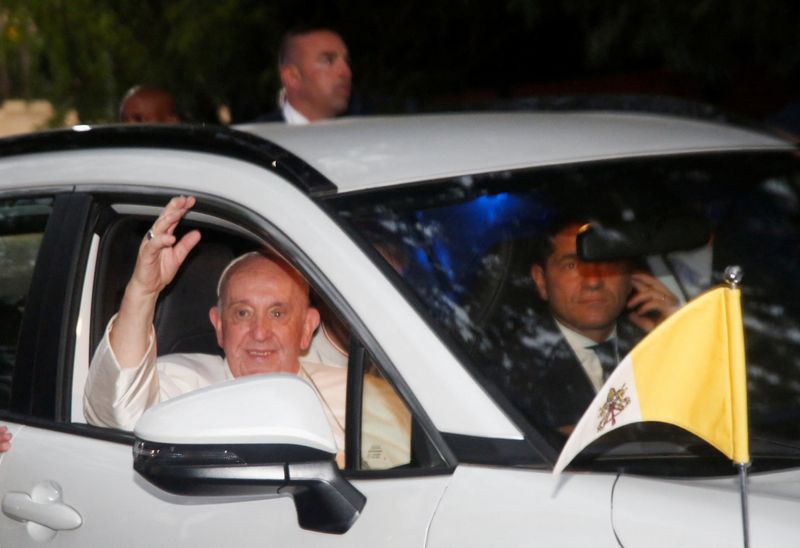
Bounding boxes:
133 440 365 534
577 214 711 261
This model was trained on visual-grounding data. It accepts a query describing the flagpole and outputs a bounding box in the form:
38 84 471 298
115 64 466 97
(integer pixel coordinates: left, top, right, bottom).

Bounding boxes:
738 462 750 548
725 266 750 548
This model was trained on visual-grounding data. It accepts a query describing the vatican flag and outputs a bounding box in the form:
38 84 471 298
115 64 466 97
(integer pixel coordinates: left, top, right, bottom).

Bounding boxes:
553 286 749 475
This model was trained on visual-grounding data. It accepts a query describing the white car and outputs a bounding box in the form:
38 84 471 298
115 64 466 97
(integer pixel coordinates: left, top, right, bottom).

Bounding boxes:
0 112 798 546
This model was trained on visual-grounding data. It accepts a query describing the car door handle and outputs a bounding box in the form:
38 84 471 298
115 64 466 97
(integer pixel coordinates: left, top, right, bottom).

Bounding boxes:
2 480 82 532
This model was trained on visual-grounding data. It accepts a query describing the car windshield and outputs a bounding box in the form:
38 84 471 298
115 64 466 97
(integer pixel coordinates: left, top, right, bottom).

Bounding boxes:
328 151 800 472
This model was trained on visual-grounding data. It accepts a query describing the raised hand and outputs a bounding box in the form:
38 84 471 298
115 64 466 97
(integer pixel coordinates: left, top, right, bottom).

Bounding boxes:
627 271 680 332
110 196 201 368
130 195 201 297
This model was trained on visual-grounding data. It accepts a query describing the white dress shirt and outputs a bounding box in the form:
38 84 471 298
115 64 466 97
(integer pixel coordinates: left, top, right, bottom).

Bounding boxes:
282 100 310 125
555 319 618 391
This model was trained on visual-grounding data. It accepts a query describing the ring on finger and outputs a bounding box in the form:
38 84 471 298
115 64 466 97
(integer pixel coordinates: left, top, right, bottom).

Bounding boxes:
146 229 155 241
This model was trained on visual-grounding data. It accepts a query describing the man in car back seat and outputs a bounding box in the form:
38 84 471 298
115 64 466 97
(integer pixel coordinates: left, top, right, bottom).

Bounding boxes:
84 196 409 469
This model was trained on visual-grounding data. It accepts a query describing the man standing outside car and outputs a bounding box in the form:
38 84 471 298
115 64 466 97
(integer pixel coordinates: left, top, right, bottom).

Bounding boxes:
255 26 352 124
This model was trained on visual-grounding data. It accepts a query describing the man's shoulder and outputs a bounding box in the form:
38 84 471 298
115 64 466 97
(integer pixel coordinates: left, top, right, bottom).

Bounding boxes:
251 110 286 123
530 313 573 360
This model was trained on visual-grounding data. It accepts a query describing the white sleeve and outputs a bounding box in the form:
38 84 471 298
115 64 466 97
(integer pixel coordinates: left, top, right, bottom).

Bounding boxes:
83 315 160 431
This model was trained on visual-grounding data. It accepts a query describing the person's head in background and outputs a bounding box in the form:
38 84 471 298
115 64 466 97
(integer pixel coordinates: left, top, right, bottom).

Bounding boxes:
119 85 180 124
278 26 351 121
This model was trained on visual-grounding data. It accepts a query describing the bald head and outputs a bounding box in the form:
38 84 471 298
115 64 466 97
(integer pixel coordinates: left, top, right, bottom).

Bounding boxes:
119 85 180 124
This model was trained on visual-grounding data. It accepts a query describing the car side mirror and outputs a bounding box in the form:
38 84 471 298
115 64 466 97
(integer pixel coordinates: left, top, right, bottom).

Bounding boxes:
577 214 711 261
132 374 365 534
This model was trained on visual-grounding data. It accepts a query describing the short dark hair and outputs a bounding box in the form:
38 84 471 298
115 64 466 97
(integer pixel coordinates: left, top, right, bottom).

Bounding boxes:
531 217 588 266
530 192 626 266
277 25 344 67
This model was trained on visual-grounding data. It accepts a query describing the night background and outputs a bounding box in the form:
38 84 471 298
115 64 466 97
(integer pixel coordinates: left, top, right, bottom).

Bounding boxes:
1 0 798 130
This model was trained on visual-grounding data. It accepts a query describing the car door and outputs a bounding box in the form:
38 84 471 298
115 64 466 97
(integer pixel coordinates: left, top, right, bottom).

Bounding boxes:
610 472 800 547
0 146 458 546
426 465 619 546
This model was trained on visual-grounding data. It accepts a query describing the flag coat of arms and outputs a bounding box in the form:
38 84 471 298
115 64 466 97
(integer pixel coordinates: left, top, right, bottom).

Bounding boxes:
553 286 749 475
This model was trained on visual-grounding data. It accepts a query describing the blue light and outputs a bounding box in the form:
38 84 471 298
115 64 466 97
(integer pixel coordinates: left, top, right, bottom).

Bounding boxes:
472 193 510 225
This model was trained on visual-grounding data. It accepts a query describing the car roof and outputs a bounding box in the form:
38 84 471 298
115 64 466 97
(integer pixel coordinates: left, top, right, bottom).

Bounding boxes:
0 112 793 198
237 111 794 193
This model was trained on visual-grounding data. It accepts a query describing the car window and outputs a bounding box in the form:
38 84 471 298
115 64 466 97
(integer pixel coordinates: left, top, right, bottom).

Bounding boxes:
358 354 413 470
329 151 800 473
85 198 436 473
0 196 52 410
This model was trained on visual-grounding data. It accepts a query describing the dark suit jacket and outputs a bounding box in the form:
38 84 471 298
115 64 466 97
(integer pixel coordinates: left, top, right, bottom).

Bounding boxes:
481 309 644 447
251 109 286 123
533 318 641 429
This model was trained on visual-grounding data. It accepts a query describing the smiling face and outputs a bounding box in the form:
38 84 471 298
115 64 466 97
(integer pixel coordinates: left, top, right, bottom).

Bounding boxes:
532 223 632 342
209 254 319 377
281 30 352 121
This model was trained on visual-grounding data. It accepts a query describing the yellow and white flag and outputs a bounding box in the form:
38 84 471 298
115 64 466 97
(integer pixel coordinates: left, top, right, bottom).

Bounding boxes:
553 286 748 475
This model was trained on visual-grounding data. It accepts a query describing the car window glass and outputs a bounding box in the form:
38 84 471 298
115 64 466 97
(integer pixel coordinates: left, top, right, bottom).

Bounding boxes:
0 196 52 410
359 357 413 470
329 152 800 474
309 295 440 472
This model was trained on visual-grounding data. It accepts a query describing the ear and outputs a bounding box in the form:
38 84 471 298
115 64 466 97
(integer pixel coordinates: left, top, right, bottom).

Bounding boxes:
280 64 301 90
531 264 548 300
300 306 321 351
209 306 224 348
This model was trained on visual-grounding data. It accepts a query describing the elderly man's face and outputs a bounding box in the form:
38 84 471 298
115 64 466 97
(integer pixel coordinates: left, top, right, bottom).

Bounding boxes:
532 224 632 342
209 256 319 377
283 30 351 120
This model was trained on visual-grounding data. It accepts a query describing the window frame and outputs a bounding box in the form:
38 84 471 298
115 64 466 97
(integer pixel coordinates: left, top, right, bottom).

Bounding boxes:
9 192 92 421
67 188 456 476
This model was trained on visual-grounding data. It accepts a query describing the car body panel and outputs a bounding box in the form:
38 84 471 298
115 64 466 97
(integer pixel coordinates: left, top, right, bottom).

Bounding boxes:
612 471 800 547
0 421 450 546
240 112 792 193
427 465 617 547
